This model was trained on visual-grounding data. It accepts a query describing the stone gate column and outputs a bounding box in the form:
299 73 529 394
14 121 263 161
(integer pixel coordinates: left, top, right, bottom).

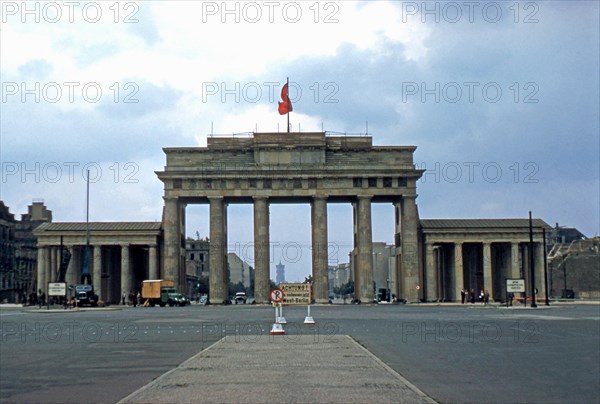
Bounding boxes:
535 242 545 297
93 245 102 300
222 201 229 294
45 247 53 289
511 242 520 278
121 244 131 298
425 242 437 301
37 247 46 293
149 244 158 280
401 195 419 302
66 246 78 287
454 242 464 301
163 196 181 286
254 197 270 304
209 197 227 303
356 196 373 302
483 242 493 296
311 196 329 303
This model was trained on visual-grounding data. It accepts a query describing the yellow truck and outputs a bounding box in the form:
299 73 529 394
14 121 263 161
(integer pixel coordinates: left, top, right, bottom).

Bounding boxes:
141 280 190 307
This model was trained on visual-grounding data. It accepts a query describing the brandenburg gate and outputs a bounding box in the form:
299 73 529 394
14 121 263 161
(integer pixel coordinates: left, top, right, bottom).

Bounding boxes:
156 132 424 304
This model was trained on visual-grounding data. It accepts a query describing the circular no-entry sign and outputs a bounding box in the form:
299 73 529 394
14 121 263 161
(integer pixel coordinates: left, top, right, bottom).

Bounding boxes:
270 289 284 303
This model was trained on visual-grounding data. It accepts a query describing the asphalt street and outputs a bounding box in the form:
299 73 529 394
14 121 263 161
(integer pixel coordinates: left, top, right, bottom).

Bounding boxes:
1 303 598 403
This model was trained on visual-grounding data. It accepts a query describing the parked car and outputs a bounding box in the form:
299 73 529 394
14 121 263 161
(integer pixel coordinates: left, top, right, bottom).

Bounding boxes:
235 292 247 304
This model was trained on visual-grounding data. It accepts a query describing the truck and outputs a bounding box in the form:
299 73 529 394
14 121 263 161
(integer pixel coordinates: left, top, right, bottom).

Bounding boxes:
141 280 190 307
74 284 99 307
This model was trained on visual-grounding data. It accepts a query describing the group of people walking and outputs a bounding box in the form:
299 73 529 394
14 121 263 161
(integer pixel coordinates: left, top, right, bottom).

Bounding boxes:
460 288 490 305
122 291 142 307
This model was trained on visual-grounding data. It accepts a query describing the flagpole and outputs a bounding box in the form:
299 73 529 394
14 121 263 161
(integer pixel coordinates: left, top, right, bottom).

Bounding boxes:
286 77 290 133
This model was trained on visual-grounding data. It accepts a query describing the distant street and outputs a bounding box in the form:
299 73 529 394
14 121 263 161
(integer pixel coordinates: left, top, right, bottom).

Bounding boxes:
1 303 599 403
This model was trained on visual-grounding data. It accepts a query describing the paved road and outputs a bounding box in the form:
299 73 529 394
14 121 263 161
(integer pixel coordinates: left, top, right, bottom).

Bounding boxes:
1 303 598 403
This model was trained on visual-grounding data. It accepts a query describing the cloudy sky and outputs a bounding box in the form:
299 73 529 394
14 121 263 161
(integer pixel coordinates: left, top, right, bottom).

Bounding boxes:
1 1 598 282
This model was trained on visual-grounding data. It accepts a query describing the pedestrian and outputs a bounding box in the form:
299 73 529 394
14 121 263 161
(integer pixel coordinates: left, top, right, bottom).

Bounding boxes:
136 291 142 307
129 291 134 306
460 289 466 304
470 289 475 304
484 290 490 305
122 291 126 305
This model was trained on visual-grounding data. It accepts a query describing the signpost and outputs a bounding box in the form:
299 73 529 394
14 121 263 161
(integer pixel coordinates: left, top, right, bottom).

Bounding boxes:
269 289 285 335
506 278 525 307
48 282 67 310
279 283 311 304
48 282 66 296
506 279 525 293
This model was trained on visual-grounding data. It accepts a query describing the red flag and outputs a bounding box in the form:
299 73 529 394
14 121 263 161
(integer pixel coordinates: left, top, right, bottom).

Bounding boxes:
278 82 293 115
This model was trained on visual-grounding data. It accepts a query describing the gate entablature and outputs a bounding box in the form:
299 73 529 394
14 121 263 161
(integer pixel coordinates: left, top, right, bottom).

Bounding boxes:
157 132 424 200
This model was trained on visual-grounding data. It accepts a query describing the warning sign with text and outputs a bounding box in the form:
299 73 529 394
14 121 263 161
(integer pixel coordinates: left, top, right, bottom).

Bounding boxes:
279 283 311 304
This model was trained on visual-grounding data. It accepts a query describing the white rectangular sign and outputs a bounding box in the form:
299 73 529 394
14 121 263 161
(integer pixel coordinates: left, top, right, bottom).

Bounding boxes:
48 282 66 296
279 283 311 305
506 279 525 293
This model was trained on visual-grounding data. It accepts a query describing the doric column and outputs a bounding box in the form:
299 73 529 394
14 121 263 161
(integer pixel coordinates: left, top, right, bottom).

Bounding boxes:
66 246 79 287
93 245 102 301
209 197 227 303
535 242 545 296
483 242 493 296
425 242 437 301
253 197 270 304
37 247 46 294
162 196 181 286
148 244 158 280
511 242 520 278
45 247 53 289
401 195 420 302
356 196 374 302
121 244 131 297
454 242 464 301
311 196 329 303
222 201 229 294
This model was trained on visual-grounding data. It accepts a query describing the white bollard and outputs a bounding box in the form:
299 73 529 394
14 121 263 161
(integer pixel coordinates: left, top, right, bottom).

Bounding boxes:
304 305 315 324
